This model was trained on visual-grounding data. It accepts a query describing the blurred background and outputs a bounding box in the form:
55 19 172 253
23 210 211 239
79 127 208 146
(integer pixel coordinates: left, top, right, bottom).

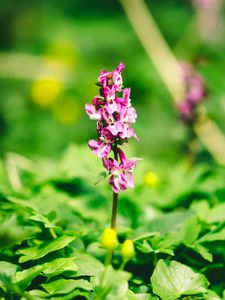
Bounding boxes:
0 0 225 163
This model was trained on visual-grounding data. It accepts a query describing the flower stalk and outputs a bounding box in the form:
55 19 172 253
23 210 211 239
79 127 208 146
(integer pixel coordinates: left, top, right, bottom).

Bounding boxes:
85 63 139 263
111 140 118 230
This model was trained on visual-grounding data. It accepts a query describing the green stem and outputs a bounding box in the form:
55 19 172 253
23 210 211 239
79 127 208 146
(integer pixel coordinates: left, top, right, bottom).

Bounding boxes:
108 141 119 264
49 228 57 239
104 249 113 266
111 141 119 230
111 192 118 230
119 259 127 270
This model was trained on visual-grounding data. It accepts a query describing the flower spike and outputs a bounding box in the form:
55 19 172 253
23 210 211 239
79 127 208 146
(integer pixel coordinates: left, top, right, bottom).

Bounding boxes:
85 63 139 193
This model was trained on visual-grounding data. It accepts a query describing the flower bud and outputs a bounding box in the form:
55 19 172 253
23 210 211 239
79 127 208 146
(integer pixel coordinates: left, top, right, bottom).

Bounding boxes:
121 239 135 261
144 171 159 187
101 228 117 250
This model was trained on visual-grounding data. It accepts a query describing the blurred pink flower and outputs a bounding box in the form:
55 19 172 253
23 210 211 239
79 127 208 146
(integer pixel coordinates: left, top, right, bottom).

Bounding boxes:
177 62 206 124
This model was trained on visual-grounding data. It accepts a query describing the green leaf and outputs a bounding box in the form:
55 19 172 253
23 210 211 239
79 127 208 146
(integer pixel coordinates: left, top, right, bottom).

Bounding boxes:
136 240 154 253
0 261 20 278
191 244 213 262
74 252 104 278
26 289 49 298
95 265 131 299
151 260 209 300
50 289 90 300
0 261 20 292
0 261 20 293
42 257 78 277
42 278 93 295
207 203 225 223
29 212 56 228
190 200 210 222
18 235 76 263
6 196 37 211
198 228 225 243
15 265 43 290
182 216 201 245
25 288 90 300
136 240 174 256
94 171 108 185
125 290 153 300
205 289 221 299
135 216 201 257
155 215 201 250
143 211 194 235
133 232 159 242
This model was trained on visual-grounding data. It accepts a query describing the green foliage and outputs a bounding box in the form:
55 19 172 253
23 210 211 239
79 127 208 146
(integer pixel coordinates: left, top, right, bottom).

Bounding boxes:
0 145 225 299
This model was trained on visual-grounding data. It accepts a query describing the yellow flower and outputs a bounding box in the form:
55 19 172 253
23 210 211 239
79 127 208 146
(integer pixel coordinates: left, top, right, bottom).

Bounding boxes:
101 228 118 250
30 77 63 107
144 171 159 187
121 239 135 261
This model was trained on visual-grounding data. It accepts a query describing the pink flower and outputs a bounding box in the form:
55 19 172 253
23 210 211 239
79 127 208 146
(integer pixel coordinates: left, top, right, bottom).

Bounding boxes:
85 62 139 192
92 95 104 106
118 150 137 188
102 86 116 102
105 101 118 115
181 62 205 104
99 127 115 143
112 71 123 90
85 104 101 120
98 70 112 87
177 101 195 124
119 126 138 140
88 140 111 158
109 172 127 193
107 122 123 136
187 76 205 103
116 62 125 73
102 151 137 193
103 158 126 193
120 106 137 124
177 61 206 124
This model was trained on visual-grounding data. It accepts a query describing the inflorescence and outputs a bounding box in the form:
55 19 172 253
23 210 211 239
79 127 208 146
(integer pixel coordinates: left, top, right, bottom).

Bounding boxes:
85 63 138 193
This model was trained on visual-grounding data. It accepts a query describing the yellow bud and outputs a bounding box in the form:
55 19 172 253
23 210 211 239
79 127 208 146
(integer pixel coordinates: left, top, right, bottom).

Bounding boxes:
101 228 117 250
121 239 135 261
144 171 159 187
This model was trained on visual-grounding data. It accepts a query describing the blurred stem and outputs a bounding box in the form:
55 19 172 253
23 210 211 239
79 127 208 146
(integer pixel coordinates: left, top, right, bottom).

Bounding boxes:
173 17 200 59
119 0 185 103
194 114 225 165
185 127 198 168
120 0 225 166
5 153 22 191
